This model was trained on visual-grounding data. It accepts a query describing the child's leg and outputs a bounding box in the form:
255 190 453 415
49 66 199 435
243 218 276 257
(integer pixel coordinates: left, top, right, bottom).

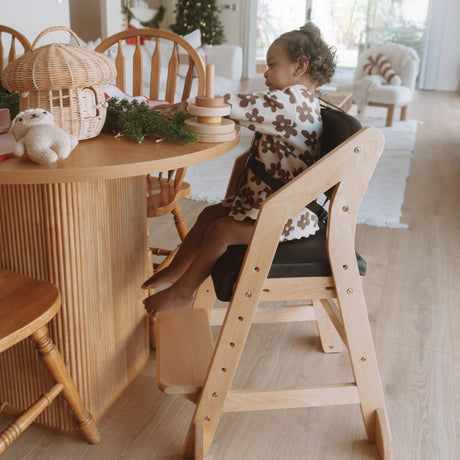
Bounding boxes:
142 203 230 290
143 216 254 317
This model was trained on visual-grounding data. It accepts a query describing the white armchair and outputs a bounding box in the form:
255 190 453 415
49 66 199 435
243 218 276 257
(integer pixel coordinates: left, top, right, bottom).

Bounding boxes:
341 43 420 126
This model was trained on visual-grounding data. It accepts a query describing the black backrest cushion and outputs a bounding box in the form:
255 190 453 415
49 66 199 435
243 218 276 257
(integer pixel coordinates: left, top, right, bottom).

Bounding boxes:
320 107 362 157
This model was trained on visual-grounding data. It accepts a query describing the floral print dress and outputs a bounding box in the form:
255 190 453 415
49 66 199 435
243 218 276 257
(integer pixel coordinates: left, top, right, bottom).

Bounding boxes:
222 84 323 241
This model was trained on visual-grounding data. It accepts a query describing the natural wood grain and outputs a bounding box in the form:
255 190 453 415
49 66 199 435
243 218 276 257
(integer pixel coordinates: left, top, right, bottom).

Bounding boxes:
0 133 240 184
96 29 208 295
0 89 458 460
0 25 32 75
0 270 99 452
155 125 390 457
0 178 150 432
156 309 214 394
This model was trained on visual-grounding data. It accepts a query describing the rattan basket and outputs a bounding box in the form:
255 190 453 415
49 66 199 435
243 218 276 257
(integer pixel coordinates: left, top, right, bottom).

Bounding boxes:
2 26 116 140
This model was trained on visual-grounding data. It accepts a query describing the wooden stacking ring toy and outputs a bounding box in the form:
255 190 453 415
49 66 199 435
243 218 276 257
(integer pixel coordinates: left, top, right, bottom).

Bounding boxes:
185 64 236 142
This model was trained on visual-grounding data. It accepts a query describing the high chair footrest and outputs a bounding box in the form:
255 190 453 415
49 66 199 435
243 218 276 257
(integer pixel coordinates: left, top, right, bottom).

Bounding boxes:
156 308 214 395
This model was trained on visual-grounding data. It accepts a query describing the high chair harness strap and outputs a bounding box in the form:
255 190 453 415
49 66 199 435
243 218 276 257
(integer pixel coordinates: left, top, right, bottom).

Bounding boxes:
245 132 329 224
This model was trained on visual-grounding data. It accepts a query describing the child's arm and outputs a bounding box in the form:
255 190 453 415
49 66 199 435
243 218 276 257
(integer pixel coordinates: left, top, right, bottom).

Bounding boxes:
223 90 298 136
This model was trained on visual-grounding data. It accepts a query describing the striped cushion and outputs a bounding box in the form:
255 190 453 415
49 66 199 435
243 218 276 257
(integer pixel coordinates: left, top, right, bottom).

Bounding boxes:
363 53 402 85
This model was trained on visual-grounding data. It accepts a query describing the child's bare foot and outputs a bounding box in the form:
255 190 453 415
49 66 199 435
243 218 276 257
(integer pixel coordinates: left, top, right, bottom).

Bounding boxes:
143 286 194 318
141 266 180 290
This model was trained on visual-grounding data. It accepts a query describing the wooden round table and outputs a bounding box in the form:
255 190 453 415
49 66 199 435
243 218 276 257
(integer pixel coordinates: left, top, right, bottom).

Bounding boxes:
0 132 240 433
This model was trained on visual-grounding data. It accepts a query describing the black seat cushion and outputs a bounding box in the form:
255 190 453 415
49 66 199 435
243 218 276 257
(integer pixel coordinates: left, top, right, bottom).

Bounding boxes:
211 226 367 302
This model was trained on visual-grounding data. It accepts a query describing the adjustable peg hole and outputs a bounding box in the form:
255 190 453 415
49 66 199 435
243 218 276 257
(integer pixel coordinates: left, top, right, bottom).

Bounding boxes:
229 342 236 348
254 266 260 272
238 316 244 322
221 368 227 373
343 264 348 270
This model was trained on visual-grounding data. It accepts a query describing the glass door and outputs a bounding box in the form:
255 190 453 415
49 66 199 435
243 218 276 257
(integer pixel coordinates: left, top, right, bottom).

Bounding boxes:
253 0 429 72
255 0 308 71
309 0 429 68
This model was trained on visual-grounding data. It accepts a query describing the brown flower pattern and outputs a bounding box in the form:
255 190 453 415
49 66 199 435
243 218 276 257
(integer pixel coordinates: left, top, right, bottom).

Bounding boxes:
222 85 323 241
263 94 284 112
246 108 264 124
297 102 314 123
237 93 257 107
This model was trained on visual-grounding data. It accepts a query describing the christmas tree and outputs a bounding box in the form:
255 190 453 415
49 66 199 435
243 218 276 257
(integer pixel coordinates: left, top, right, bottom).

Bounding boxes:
171 0 225 45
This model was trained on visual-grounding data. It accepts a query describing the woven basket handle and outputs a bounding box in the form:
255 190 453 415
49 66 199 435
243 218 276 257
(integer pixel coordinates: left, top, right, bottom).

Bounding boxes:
32 25 82 49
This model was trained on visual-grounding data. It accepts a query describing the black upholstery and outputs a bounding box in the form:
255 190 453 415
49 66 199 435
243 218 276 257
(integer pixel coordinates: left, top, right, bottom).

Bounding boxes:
212 226 367 301
211 107 364 302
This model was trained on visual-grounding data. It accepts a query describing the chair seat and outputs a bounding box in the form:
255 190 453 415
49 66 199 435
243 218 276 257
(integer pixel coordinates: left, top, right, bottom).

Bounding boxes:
146 177 191 216
211 227 367 301
367 85 413 105
0 269 60 352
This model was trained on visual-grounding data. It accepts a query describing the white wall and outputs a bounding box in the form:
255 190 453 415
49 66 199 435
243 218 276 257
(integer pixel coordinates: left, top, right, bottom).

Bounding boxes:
1 0 71 45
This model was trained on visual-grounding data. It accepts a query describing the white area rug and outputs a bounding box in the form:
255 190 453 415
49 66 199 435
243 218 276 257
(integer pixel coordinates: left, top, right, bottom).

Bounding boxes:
185 116 418 228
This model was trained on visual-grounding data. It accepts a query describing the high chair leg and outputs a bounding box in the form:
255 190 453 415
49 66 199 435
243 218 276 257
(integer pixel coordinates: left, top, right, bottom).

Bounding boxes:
313 299 344 353
375 407 392 459
336 287 389 447
31 326 100 444
194 421 204 460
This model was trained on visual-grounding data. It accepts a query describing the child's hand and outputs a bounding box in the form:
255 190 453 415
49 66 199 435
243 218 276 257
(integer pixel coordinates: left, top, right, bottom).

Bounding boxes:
155 101 188 118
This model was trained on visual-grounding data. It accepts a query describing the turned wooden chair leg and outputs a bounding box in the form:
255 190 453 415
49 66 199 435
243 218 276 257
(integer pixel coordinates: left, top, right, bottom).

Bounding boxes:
0 384 63 453
172 202 188 241
400 105 408 121
31 325 100 445
385 105 395 127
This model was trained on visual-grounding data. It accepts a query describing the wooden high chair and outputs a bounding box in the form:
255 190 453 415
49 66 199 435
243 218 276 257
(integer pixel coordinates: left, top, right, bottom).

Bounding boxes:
0 269 100 453
155 109 392 458
0 25 32 76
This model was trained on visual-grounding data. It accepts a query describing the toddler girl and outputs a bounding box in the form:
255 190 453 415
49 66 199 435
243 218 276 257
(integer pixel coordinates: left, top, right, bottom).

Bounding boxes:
142 22 336 317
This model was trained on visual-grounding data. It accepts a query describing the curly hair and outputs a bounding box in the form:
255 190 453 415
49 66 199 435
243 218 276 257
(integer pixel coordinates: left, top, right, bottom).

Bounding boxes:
274 22 336 86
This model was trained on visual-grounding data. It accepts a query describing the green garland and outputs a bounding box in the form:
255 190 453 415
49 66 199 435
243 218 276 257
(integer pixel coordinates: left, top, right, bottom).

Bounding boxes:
0 77 20 119
1 78 196 144
122 5 166 29
103 97 197 144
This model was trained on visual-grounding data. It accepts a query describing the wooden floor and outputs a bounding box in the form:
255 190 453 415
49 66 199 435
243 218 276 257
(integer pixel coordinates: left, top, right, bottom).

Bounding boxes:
1 90 459 459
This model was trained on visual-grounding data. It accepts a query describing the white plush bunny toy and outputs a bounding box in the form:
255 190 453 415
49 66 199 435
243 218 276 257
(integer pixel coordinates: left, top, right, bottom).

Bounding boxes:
10 109 78 164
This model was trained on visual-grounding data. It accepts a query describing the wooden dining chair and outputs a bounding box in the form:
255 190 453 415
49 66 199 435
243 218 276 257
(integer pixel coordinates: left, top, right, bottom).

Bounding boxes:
0 25 32 76
0 269 100 453
95 29 206 344
155 109 392 458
